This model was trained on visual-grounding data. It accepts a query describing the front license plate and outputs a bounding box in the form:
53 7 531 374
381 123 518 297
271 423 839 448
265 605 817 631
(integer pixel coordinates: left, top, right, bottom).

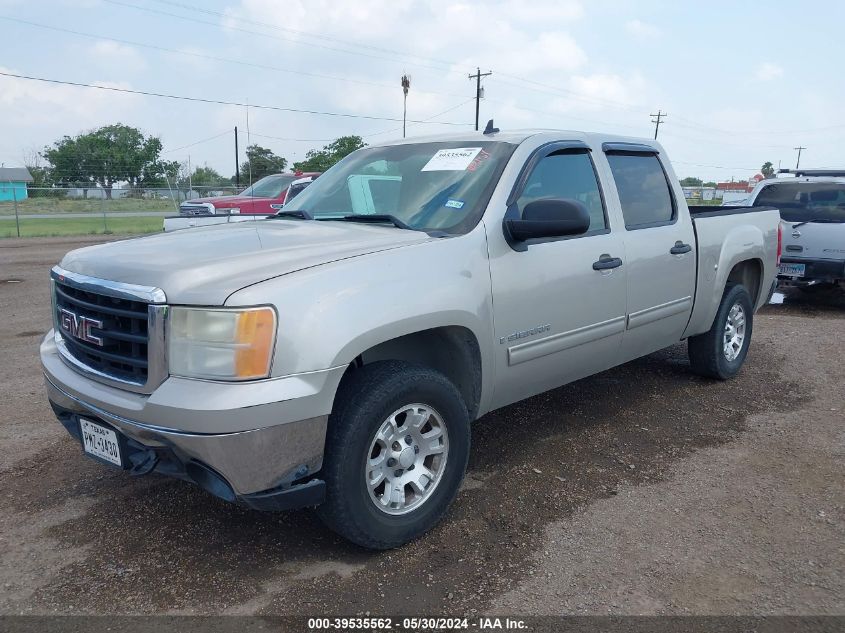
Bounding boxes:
779 263 805 277
80 418 123 467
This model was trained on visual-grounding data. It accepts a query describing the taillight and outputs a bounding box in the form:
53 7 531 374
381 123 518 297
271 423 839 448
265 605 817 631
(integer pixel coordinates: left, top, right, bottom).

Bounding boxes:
776 223 783 265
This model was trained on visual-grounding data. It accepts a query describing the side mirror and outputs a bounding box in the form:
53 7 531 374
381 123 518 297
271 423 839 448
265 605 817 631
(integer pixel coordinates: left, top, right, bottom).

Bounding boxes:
504 198 591 242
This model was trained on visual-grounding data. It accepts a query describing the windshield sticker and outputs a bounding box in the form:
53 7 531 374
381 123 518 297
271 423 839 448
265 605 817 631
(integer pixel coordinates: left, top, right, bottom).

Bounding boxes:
466 148 491 172
444 199 465 209
421 147 483 172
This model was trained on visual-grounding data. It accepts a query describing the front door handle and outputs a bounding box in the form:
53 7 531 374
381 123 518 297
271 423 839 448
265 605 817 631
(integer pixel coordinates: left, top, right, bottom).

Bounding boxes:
592 254 624 271
670 241 692 255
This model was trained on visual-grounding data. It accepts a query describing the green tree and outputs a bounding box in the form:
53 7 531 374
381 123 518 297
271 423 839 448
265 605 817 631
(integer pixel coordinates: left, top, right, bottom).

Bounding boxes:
240 145 287 181
42 136 91 196
23 151 55 197
761 161 775 179
703 181 717 188
293 136 366 172
190 165 230 187
42 124 175 198
680 176 703 187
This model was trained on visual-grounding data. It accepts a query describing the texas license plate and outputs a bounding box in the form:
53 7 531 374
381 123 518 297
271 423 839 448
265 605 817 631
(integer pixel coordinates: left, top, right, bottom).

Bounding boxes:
80 418 123 467
779 263 805 277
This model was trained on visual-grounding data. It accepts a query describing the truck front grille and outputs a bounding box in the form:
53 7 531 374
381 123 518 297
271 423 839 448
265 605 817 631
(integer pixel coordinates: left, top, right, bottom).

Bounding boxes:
53 280 150 384
179 203 214 216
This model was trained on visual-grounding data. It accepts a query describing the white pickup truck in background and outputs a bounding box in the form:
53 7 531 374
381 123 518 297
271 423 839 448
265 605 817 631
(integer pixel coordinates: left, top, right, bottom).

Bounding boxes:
745 169 845 289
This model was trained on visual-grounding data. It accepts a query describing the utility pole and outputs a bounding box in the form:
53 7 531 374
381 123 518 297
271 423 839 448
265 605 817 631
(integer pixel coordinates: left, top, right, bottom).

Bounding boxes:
234 126 240 188
187 154 192 197
468 67 492 131
650 110 666 139
794 146 806 169
401 74 411 138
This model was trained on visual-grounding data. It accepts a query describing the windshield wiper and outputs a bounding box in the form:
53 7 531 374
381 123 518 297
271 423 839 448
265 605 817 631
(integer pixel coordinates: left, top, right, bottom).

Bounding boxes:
332 214 416 231
269 209 313 220
792 218 844 228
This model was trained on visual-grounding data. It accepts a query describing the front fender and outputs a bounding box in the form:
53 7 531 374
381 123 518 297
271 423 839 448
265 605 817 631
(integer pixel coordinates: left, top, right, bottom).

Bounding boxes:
226 227 496 412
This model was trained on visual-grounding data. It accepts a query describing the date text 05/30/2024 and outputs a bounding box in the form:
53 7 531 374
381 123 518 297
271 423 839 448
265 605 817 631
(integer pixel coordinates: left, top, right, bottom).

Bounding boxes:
307 617 527 630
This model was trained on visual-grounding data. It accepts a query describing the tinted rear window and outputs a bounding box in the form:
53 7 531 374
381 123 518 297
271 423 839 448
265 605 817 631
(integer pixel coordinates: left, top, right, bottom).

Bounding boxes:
607 154 675 229
753 182 845 223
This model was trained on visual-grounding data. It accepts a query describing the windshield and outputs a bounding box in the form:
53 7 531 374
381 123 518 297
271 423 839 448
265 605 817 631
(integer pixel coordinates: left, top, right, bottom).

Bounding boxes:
753 182 845 223
240 174 297 198
282 141 517 233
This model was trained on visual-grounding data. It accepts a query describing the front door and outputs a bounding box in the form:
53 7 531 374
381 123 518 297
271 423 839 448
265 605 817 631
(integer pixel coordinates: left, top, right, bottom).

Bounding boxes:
488 144 628 410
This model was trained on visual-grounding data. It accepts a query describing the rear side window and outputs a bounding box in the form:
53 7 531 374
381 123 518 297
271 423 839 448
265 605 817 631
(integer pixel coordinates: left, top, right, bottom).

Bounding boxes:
607 154 675 229
516 150 607 232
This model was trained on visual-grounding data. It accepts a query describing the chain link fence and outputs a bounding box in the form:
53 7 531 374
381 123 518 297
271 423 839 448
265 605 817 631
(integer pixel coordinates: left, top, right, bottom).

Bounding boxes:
0 186 243 238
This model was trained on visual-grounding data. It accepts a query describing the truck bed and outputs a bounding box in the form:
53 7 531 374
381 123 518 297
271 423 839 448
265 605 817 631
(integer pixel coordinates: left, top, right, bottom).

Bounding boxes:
688 205 777 217
684 205 781 338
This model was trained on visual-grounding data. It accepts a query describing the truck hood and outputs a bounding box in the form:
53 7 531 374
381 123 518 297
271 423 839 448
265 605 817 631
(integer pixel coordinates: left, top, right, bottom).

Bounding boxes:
59 220 433 304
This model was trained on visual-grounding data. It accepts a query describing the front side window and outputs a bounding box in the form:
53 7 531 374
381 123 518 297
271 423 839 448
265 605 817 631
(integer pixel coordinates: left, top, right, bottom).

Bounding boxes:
283 141 517 234
607 153 675 229
516 150 607 232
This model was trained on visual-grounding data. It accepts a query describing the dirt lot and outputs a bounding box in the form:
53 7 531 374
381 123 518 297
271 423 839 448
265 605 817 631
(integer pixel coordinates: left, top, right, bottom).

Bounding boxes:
1 236 843 616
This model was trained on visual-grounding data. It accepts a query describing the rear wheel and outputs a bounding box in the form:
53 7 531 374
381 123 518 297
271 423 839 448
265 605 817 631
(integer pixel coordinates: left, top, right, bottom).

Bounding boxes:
688 283 754 380
317 361 470 549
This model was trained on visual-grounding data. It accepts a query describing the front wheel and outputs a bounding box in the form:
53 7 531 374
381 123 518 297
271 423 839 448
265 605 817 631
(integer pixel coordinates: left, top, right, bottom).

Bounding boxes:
688 283 754 380
317 361 470 549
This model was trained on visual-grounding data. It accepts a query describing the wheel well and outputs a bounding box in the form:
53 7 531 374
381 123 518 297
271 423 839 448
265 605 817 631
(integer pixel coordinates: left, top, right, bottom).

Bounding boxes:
727 259 763 305
343 326 482 420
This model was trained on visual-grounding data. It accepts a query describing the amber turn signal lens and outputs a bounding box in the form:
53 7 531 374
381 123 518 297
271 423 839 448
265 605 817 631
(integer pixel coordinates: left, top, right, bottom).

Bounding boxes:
234 308 276 379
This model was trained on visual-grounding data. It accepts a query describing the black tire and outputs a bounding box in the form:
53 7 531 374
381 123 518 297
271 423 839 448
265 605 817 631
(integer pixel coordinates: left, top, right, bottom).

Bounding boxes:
317 361 470 550
688 283 754 380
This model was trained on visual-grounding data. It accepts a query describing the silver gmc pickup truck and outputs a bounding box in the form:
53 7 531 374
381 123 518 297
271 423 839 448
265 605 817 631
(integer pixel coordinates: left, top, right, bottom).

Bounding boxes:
41 129 782 549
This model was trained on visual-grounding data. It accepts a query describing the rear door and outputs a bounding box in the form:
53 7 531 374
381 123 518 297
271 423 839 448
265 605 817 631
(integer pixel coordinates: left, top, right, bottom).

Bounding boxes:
488 142 628 409
602 145 697 362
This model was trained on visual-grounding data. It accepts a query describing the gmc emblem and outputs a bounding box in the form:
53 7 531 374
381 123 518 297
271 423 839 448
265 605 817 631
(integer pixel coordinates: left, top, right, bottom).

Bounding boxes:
59 308 103 346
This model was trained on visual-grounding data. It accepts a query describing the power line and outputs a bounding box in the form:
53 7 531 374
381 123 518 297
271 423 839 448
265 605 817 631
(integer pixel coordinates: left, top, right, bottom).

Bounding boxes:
0 15 466 99
163 130 231 154
149 0 459 71
0 71 469 126
363 98 476 139
104 0 461 77
673 160 761 171
247 132 335 143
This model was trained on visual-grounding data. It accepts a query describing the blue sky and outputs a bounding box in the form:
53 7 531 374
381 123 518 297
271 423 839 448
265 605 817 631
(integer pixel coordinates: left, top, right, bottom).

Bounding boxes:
1 0 843 182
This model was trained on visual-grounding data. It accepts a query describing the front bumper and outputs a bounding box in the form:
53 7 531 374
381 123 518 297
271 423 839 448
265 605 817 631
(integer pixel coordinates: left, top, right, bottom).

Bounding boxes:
41 331 346 510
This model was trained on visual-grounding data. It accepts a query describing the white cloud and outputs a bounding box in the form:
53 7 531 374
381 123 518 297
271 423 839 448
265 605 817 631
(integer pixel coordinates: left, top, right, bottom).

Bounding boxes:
566 72 648 110
755 62 783 81
88 40 147 73
625 19 660 39
0 66 141 131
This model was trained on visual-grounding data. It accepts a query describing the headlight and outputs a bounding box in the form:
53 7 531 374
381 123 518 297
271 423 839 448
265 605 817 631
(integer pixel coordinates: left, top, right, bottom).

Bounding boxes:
168 307 277 380
215 207 240 215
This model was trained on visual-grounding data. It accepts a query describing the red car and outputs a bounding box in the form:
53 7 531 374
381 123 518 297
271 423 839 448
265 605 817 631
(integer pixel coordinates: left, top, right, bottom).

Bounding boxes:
179 172 321 216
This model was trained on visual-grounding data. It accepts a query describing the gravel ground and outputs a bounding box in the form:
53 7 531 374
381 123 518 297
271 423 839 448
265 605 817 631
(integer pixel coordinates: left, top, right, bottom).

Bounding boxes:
0 236 842 616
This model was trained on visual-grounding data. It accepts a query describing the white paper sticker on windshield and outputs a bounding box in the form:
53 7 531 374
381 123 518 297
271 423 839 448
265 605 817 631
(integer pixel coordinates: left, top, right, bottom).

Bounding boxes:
421 147 483 172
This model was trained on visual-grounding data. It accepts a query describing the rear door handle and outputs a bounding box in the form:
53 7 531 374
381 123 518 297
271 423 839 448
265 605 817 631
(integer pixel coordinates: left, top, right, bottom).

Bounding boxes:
592 255 624 271
670 241 692 255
